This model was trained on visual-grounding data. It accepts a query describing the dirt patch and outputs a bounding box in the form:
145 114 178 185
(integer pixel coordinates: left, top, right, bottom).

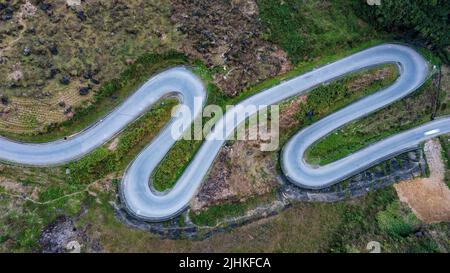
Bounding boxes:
394 139 450 224
0 0 180 134
170 0 291 96
192 139 278 211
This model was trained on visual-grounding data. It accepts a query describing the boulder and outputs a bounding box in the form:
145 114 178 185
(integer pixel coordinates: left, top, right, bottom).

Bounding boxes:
64 106 72 115
90 78 100 85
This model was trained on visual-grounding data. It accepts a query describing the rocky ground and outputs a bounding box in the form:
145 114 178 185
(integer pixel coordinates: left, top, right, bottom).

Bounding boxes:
170 0 291 96
0 0 181 133
395 138 450 224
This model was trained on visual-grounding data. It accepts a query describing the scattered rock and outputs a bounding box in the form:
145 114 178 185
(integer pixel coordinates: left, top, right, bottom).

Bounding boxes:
126 28 139 35
60 75 71 85
39 3 52 12
38 215 102 253
171 0 291 96
1 13 12 21
1 96 9 105
23 47 31 56
48 68 59 79
39 216 78 253
64 106 72 115
90 78 100 85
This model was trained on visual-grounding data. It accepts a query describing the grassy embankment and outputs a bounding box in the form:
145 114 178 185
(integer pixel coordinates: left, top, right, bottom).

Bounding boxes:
306 49 443 165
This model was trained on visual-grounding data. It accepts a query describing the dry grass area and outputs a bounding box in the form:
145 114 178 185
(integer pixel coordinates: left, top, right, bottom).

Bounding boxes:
395 139 450 224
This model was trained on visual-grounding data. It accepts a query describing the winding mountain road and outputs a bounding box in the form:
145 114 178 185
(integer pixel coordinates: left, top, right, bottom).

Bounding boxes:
1 44 449 221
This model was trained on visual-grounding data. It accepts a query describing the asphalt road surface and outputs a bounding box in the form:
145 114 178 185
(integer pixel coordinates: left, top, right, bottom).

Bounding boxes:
0 44 449 221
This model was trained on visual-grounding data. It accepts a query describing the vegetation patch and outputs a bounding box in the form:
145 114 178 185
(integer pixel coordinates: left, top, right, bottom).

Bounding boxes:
67 98 178 184
306 76 439 165
257 0 379 64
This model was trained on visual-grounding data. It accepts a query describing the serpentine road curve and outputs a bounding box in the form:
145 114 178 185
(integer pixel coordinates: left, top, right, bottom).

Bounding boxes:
1 44 449 221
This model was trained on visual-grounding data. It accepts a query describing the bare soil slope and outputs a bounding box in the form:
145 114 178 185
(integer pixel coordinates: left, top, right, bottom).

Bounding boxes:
395 139 450 224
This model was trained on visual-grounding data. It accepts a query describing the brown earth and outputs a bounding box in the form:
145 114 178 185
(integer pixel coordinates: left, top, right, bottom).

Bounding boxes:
395 139 450 224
